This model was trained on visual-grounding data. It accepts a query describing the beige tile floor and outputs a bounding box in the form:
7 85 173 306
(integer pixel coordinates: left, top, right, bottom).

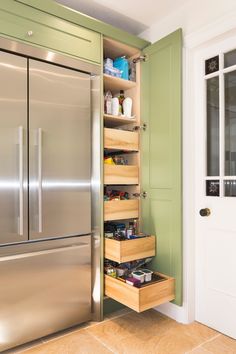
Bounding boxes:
7 309 236 354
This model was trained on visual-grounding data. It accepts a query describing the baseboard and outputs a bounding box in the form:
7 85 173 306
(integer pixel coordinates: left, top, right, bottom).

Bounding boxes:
154 302 190 324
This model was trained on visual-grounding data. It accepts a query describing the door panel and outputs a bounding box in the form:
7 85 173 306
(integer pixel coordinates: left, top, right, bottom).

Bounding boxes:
0 51 28 244
195 37 236 339
0 235 91 352
29 60 91 240
141 29 182 305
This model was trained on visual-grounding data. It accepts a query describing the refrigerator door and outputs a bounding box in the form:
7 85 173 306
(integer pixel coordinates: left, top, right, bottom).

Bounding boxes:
0 235 91 352
29 60 91 240
0 51 28 245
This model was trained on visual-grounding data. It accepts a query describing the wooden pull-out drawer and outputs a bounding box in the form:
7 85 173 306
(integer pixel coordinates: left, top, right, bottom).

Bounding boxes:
105 236 156 263
104 165 139 185
105 273 175 312
104 200 139 221
104 128 139 151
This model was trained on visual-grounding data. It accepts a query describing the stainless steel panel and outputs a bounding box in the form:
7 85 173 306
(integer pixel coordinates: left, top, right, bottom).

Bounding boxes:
29 60 91 239
0 51 28 244
0 235 91 352
91 75 103 321
0 37 100 76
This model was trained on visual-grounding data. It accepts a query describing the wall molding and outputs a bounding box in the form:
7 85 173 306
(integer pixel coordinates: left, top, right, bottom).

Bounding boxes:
154 302 189 324
184 10 236 49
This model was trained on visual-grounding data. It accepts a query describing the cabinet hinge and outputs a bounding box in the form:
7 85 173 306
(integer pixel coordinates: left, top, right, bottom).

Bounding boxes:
133 123 147 132
132 54 148 64
132 191 147 199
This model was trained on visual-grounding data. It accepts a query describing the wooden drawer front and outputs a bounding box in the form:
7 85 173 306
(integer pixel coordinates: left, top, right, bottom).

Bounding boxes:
104 200 139 221
104 165 139 185
0 7 101 63
105 273 175 312
104 128 139 151
105 236 156 263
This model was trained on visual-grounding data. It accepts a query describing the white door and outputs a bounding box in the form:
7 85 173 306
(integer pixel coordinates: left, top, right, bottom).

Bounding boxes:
195 35 236 339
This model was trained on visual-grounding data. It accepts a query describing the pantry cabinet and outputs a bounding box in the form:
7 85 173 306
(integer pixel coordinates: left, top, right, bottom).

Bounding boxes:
103 29 182 311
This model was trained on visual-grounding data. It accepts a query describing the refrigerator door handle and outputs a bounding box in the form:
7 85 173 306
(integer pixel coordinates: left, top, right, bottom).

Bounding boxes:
38 128 43 233
18 126 24 236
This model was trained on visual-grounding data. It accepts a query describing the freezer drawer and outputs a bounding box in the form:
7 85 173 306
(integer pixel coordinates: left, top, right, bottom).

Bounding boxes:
0 235 91 352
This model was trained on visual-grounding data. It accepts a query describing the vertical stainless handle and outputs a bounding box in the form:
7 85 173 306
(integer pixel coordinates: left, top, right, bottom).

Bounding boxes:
18 126 24 236
38 128 43 233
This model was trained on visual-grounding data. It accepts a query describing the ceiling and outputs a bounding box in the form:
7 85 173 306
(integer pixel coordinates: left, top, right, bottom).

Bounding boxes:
56 0 188 35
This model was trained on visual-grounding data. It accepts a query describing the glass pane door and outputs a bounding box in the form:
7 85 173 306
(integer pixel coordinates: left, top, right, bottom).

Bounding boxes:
205 49 236 197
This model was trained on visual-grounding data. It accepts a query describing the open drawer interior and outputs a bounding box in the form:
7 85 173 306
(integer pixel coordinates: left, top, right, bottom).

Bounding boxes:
105 272 175 312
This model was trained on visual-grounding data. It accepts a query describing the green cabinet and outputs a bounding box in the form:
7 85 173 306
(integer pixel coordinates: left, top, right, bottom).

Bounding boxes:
141 29 182 305
0 1 101 63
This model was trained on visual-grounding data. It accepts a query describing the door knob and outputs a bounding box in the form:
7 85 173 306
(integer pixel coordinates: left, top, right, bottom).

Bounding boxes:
199 208 211 217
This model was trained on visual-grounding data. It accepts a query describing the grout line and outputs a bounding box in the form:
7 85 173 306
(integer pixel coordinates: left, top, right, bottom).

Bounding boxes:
87 331 116 354
187 333 221 353
40 310 133 344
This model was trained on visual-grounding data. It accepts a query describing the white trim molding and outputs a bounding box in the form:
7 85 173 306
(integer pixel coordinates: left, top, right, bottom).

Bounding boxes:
184 10 236 49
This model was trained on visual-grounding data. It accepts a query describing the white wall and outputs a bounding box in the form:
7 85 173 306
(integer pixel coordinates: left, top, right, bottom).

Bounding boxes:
140 0 236 43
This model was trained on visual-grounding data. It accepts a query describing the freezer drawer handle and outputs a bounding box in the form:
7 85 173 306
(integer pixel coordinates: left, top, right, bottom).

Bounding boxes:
38 128 43 233
18 126 24 236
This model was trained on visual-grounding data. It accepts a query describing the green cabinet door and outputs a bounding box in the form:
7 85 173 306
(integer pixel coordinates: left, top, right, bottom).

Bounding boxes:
141 29 182 305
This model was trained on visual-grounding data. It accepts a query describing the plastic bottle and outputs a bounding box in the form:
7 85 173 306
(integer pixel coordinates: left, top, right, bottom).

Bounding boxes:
118 90 125 114
104 91 112 115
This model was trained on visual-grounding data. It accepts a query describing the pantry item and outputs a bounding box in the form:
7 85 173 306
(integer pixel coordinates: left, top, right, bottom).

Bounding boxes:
104 157 115 165
104 58 113 68
132 270 145 283
114 56 129 80
118 90 125 114
125 277 140 286
104 91 112 114
141 269 153 282
111 97 119 116
126 221 134 239
123 97 132 118
116 266 126 277
129 60 136 82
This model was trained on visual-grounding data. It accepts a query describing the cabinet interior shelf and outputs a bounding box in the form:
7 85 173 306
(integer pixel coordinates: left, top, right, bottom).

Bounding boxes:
104 74 136 91
104 114 137 128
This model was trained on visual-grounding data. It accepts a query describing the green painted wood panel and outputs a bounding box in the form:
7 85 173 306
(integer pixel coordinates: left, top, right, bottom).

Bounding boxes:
15 0 149 50
141 29 182 305
0 0 101 63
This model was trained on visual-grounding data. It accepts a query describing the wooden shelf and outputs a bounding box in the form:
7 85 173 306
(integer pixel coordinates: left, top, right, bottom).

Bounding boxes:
105 236 156 263
105 272 175 312
104 128 139 151
104 199 139 221
104 74 136 92
104 114 137 128
104 164 139 185
103 37 140 60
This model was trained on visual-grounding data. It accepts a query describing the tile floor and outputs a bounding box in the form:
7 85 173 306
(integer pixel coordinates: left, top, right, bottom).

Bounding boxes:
7 309 236 354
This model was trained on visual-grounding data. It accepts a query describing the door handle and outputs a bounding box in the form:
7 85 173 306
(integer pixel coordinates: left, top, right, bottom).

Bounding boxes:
199 208 211 217
38 128 43 233
18 126 24 236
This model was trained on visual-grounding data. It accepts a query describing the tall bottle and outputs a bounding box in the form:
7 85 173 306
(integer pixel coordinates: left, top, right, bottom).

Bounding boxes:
104 90 112 115
118 90 125 114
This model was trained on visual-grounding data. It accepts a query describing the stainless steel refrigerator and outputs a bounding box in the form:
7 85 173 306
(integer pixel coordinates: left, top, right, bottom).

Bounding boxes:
0 49 95 351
